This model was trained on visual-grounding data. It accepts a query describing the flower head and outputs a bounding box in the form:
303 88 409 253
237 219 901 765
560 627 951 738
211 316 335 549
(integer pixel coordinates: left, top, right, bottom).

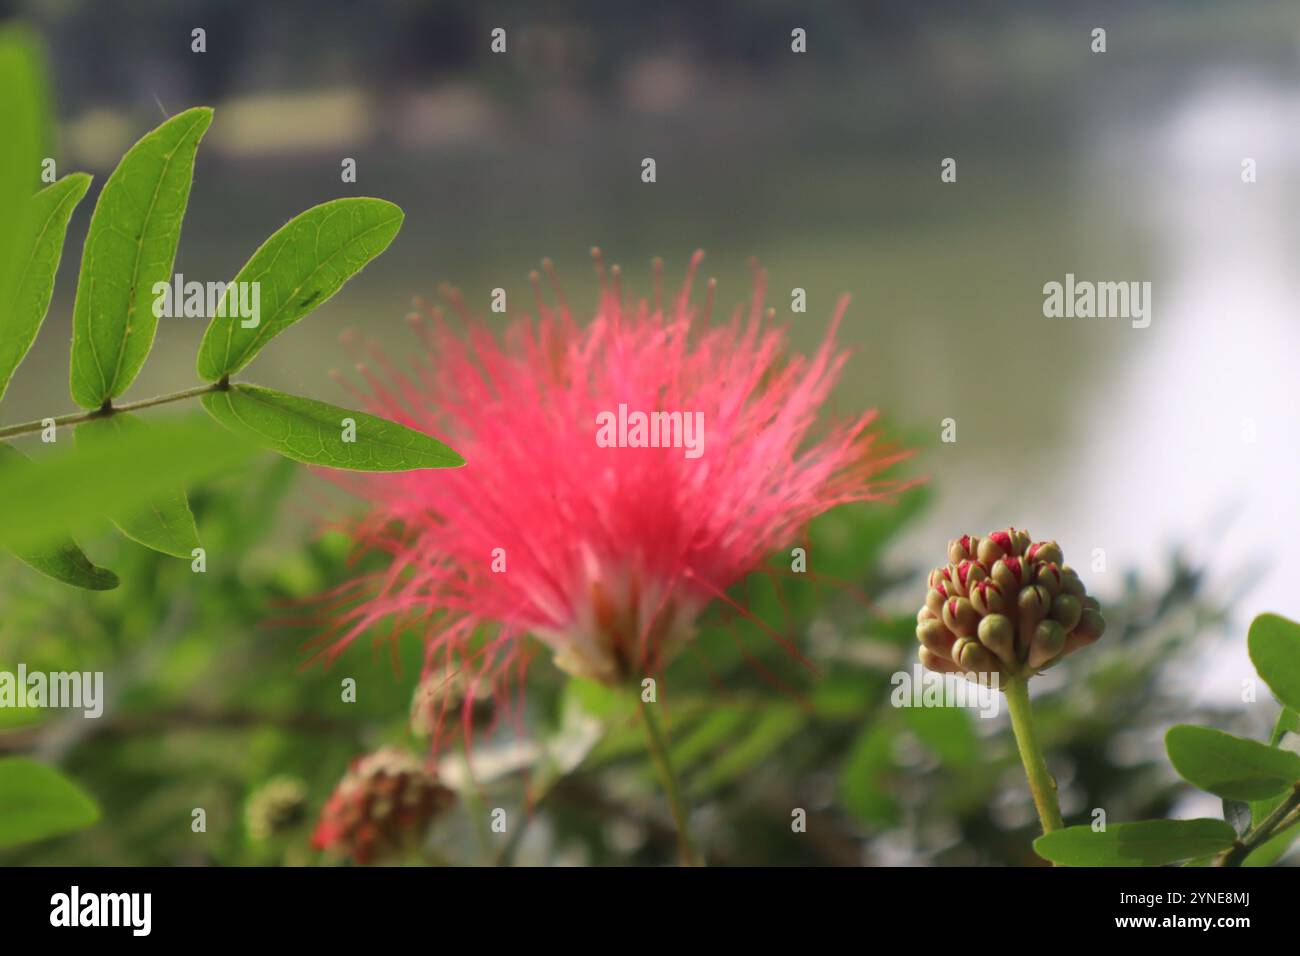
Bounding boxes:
316 251 911 725
244 776 308 841
311 748 453 864
917 528 1104 679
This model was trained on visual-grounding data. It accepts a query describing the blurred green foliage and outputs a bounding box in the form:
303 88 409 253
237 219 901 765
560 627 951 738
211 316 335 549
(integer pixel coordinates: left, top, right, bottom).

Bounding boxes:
0 458 1268 866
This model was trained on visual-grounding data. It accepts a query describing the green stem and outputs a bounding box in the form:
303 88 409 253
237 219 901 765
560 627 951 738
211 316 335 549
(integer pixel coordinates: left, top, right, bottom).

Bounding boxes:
0 382 224 439
1214 784 1300 867
1005 676 1064 844
637 698 699 866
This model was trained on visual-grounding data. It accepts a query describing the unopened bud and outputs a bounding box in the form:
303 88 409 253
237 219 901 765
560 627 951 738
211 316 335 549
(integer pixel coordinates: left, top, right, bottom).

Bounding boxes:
987 528 1014 554
917 618 956 656
953 637 998 675
991 556 1033 593
948 535 976 564
970 580 1004 616
1026 540 1063 566
1017 584 1050 654
953 559 988 593
1075 608 1105 644
919 646 961 674
1050 594 1082 632
1028 620 1067 668
942 597 980 638
1059 566 1086 597
987 527 1031 557
977 536 1007 565
1036 562 1063 597
977 613 1016 666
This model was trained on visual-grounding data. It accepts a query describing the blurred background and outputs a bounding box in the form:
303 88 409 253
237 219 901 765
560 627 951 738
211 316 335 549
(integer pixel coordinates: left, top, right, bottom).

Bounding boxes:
1 0 1298 865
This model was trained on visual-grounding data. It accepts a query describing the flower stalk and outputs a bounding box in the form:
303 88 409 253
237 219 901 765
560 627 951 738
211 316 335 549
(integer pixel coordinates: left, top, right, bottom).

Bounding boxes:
637 698 699 866
1004 676 1064 841
915 529 1106 863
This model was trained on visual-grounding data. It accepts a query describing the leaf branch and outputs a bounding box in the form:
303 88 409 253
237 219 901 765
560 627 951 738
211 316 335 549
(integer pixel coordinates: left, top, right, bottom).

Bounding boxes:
0 381 225 439
1215 783 1300 866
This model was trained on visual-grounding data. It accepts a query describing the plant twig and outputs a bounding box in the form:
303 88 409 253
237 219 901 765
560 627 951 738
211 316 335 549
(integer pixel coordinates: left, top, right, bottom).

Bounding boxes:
1215 784 1300 866
0 382 224 439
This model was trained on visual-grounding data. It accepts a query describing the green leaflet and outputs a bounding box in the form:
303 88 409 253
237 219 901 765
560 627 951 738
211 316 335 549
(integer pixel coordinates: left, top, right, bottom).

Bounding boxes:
69 107 212 408
0 25 52 309
1165 725 1300 801
0 757 101 850
1245 709 1300 864
1 536 119 591
0 442 117 590
1033 819 1237 867
0 414 253 554
201 384 464 471
1 173 93 402
74 413 201 558
195 197 404 380
1269 706 1299 747
1249 613 1300 713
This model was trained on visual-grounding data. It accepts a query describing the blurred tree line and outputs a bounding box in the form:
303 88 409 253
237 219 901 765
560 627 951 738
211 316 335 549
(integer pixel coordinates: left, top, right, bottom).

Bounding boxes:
4 0 1295 115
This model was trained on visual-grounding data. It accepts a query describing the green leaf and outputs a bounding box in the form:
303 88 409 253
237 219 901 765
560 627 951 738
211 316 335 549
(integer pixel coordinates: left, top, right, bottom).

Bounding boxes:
1165 725 1300 801
1269 706 1299 747
75 413 201 558
0 25 52 303
201 384 464 471
195 197 404 380
1033 819 1237 867
2 539 119 591
0 442 117 589
1 173 93 402
1249 613 1300 712
1243 819 1300 867
69 107 212 408
0 414 254 553
0 757 100 850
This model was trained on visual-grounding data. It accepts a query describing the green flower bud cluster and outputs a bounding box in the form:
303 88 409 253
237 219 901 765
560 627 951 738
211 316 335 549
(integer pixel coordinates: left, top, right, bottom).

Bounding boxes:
916 528 1105 680
244 776 308 841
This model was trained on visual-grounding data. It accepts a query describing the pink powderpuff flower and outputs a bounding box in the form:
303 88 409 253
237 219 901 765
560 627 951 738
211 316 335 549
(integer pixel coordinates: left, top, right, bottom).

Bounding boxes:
310 250 914 740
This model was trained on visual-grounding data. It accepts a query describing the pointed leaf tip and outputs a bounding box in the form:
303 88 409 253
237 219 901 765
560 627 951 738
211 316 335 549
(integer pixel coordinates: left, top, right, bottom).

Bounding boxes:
201 384 464 471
